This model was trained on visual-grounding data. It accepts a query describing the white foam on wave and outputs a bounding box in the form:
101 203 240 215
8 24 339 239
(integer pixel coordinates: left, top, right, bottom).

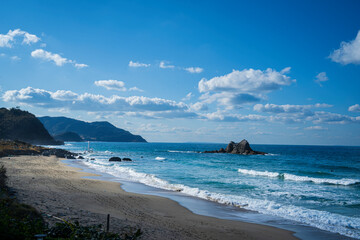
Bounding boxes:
168 150 198 153
265 153 279 156
155 157 166 160
79 159 360 239
238 168 360 186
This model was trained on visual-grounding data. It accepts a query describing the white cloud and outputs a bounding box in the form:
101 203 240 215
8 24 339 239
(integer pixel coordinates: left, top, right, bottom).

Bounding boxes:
329 30 360 65
129 61 150 67
94 80 143 92
185 67 203 73
11 56 21 61
94 80 126 91
0 53 5 57
305 126 328 130
74 63 89 69
253 103 332 114
2 87 189 114
31 49 68 66
314 72 328 86
129 87 144 92
182 92 193 101
348 104 360 112
51 90 78 101
198 68 294 109
31 49 88 68
0 29 40 47
190 102 208 111
310 111 360 124
199 67 294 93
159 61 175 69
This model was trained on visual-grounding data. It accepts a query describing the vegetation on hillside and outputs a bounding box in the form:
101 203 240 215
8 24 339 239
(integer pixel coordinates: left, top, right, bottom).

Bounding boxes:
39 116 147 142
0 108 62 145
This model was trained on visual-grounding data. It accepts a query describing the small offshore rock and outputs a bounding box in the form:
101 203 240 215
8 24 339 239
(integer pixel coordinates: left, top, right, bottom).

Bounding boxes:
122 158 132 161
109 157 121 162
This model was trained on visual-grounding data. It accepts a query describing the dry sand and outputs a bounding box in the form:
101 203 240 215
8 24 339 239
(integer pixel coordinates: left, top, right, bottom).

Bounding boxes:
0 156 298 240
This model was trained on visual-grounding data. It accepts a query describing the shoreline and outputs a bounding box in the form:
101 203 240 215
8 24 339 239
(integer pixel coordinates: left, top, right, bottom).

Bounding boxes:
0 155 298 240
64 158 354 240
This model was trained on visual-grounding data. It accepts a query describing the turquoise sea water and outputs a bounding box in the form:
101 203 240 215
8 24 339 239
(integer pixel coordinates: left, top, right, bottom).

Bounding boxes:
59 142 360 239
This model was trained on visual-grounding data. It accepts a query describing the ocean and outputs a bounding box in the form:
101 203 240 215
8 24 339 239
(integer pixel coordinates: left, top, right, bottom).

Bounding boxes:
58 142 360 239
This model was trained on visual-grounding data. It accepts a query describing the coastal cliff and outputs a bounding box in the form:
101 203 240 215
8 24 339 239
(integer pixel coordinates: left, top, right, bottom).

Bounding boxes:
0 108 62 145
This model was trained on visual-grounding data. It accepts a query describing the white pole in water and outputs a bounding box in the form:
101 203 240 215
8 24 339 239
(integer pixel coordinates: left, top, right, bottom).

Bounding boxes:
88 141 90 151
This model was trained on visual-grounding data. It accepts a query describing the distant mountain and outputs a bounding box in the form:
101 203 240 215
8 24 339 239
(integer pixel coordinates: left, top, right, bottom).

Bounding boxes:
53 131 83 142
38 116 147 142
0 108 62 145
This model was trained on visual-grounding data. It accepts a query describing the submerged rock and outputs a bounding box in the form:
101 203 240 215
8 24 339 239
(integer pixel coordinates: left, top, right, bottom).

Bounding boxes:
109 157 121 162
204 139 266 155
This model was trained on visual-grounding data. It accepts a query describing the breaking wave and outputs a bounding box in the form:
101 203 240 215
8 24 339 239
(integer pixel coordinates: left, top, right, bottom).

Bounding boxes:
79 160 360 239
238 169 360 186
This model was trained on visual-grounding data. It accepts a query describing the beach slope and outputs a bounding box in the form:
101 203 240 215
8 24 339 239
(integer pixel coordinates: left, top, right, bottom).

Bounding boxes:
0 156 297 240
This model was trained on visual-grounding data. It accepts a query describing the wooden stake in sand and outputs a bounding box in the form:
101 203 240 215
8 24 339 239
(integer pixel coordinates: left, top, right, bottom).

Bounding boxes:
106 214 110 232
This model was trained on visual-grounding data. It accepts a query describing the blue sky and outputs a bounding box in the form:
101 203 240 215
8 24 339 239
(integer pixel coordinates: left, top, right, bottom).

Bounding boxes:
1 0 360 145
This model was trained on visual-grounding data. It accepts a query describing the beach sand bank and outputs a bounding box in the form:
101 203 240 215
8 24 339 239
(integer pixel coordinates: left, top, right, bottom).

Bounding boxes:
0 156 297 240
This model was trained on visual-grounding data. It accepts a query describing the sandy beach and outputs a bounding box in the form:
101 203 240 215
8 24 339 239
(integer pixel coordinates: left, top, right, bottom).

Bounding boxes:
0 155 297 240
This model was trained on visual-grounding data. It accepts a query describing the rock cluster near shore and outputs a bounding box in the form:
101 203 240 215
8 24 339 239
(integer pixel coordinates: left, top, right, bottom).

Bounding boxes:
109 157 132 162
204 139 266 155
0 140 77 159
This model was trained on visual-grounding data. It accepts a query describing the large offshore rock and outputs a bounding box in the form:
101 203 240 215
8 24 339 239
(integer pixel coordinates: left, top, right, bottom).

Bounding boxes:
204 139 266 155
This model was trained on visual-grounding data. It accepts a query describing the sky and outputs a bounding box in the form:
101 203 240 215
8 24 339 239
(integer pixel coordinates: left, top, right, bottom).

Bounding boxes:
1 0 360 145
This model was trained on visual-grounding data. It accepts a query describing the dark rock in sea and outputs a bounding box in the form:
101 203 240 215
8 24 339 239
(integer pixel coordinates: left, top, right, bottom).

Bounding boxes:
109 157 121 162
77 156 84 159
122 158 132 161
66 155 76 159
204 139 266 155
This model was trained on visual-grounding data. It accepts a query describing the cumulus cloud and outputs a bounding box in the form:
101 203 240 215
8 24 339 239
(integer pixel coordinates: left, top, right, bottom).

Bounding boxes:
190 102 208 111
185 67 203 73
314 72 328 86
159 61 175 69
0 29 40 47
329 30 360 65
198 68 294 109
31 49 67 66
94 80 143 92
31 49 88 68
129 61 150 67
349 104 360 112
200 92 262 110
199 68 294 93
2 87 190 115
94 80 127 91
